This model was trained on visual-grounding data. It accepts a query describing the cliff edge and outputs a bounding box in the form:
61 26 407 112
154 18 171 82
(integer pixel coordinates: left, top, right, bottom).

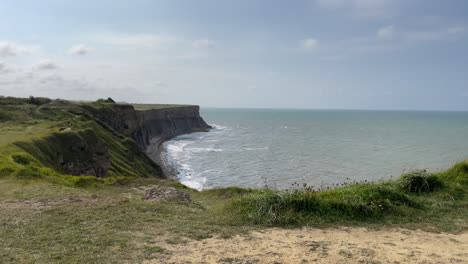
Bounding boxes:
82 102 211 177
0 97 210 179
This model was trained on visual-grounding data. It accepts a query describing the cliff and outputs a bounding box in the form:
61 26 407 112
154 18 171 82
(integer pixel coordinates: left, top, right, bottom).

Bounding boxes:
1 97 210 179
85 104 211 151
84 103 211 176
132 106 211 150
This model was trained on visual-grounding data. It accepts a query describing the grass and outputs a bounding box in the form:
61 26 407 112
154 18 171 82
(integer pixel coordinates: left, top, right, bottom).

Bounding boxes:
132 104 191 111
0 97 162 181
0 177 250 263
229 162 468 230
0 162 466 263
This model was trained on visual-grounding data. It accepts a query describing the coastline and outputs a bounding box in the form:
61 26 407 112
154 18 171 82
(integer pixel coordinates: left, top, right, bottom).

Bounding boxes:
145 136 179 180
145 128 212 183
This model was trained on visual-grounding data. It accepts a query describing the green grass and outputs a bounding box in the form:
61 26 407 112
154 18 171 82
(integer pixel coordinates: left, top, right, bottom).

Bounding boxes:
0 96 162 181
132 104 191 111
229 161 468 230
0 162 466 263
0 177 250 263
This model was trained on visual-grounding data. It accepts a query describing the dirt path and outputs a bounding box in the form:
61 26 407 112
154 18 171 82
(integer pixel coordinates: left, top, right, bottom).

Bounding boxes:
148 227 468 264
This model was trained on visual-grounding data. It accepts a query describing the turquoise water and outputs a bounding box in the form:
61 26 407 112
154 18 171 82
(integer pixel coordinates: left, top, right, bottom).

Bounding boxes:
164 109 468 190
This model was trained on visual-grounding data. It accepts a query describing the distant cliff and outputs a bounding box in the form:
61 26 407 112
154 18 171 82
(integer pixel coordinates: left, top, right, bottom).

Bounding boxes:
87 104 211 151
133 106 211 149
85 104 211 177
2 97 210 179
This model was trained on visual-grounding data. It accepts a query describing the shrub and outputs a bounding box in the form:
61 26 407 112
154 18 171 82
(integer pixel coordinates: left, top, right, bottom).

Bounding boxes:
0 166 15 177
15 165 44 179
27 96 52 106
400 170 444 193
11 153 36 165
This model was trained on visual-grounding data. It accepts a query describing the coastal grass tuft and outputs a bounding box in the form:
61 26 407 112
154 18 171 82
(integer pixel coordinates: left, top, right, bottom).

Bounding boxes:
229 161 468 228
400 170 444 193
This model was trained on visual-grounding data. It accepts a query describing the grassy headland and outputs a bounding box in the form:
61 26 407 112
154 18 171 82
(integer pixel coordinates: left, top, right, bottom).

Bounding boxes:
0 96 466 263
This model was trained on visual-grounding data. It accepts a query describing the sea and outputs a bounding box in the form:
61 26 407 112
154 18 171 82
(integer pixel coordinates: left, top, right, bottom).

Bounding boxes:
162 108 468 191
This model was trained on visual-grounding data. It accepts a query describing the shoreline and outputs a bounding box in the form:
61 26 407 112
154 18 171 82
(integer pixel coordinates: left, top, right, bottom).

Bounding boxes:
145 136 179 180
145 128 213 184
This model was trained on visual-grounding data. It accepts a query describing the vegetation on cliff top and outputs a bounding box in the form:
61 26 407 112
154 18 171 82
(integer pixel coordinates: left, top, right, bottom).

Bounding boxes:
0 96 162 185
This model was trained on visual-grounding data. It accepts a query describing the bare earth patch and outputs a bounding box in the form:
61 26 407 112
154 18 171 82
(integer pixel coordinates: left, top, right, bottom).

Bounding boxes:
146 227 468 264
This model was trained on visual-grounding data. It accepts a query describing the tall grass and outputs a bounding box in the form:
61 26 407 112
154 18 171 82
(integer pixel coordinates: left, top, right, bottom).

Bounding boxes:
230 161 468 227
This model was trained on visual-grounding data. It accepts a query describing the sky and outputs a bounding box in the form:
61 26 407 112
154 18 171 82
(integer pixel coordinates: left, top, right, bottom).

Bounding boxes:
0 0 467 110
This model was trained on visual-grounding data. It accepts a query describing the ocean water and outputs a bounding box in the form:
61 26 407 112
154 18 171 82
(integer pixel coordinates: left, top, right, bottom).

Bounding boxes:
163 109 468 190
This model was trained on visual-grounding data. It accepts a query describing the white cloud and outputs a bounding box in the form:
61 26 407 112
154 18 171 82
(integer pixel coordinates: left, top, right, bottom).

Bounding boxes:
34 60 59 71
301 38 319 52
316 0 392 18
91 33 179 49
375 25 465 43
448 27 465 34
192 39 216 49
402 26 465 43
0 41 36 57
377 26 395 39
68 44 91 55
0 61 13 74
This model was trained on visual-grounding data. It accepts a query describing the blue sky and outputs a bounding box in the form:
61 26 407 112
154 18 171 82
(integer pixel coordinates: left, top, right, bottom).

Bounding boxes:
0 0 467 110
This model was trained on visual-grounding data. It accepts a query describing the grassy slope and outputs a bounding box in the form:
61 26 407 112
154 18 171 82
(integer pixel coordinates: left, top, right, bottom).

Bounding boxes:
0 162 466 263
0 97 161 185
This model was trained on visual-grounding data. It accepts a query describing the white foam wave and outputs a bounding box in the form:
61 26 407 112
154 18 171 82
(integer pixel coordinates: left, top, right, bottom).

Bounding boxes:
243 147 269 151
165 135 210 191
211 124 228 130
187 147 224 153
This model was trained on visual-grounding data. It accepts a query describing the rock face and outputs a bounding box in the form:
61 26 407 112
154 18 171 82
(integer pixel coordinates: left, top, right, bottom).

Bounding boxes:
88 104 211 177
90 104 211 150
132 106 211 150
61 138 110 177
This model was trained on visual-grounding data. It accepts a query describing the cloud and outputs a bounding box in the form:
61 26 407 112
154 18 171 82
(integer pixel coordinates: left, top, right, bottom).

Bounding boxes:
377 26 395 39
0 41 36 57
91 33 179 49
34 60 59 71
0 61 13 74
301 38 319 52
314 24 466 61
448 27 465 34
68 44 91 55
316 0 392 18
375 25 465 43
402 26 465 43
192 39 216 49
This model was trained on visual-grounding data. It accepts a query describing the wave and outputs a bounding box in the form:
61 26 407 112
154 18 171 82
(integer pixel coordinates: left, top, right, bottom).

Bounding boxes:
243 147 269 151
187 147 224 153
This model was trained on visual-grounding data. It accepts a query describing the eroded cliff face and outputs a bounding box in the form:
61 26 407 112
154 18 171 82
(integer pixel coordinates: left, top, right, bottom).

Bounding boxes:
91 104 211 153
132 106 211 150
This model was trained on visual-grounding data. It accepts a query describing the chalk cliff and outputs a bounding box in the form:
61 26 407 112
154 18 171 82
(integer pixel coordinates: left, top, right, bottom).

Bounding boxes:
87 104 211 177
88 104 211 151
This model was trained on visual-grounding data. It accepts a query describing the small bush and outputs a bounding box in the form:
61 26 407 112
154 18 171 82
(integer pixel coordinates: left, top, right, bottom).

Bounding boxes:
71 176 102 187
0 166 15 177
27 96 52 106
11 153 36 165
15 165 44 179
400 170 444 193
